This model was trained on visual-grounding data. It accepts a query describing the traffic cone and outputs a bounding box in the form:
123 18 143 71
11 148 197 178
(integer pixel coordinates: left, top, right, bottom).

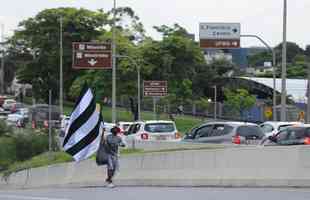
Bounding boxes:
44 120 48 129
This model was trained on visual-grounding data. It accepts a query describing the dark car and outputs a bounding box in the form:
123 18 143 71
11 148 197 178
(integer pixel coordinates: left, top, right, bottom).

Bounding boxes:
183 122 264 145
262 126 310 146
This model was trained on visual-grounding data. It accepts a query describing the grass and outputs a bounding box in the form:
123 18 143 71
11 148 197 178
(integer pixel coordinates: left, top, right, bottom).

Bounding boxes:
1 151 73 179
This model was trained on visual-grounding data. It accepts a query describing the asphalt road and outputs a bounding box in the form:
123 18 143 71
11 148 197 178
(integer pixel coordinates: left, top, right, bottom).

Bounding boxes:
1 187 310 200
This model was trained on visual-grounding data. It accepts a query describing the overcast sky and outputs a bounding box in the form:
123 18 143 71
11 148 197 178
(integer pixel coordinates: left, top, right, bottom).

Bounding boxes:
1 0 309 48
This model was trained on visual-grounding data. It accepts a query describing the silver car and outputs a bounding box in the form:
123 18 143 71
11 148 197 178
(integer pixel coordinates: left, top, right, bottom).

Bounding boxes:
183 121 264 145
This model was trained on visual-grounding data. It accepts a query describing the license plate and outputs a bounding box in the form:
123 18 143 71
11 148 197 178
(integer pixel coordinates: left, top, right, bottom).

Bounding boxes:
246 139 257 145
157 135 167 140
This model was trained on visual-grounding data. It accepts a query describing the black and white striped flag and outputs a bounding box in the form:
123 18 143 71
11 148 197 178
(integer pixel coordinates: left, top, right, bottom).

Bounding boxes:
63 86 104 162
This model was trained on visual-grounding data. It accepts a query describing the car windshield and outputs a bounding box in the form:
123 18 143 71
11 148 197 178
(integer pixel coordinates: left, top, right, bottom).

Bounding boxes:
145 123 175 133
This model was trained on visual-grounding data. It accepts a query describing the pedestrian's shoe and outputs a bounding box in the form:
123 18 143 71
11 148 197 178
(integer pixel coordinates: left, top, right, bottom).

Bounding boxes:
107 183 115 188
103 181 109 187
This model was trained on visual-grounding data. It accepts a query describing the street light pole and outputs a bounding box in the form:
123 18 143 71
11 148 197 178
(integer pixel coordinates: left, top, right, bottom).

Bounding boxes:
241 34 277 121
137 64 141 120
111 0 117 123
214 85 217 120
280 0 287 121
59 17 63 118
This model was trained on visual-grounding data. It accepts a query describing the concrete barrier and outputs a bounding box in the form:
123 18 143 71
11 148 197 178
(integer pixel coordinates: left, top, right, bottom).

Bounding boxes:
2 145 310 189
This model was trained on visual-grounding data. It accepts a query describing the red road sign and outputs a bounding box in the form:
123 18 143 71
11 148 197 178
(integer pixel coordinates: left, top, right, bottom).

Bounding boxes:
143 81 168 97
200 39 240 49
72 42 112 69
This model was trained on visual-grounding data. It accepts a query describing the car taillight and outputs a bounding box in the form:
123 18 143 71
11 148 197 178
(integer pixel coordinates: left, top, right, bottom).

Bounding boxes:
304 137 310 145
233 134 241 144
175 132 181 139
141 133 149 140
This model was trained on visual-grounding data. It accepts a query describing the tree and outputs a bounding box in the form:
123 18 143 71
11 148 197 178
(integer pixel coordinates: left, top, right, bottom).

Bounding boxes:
305 45 310 57
275 42 304 64
140 24 210 103
223 88 256 119
10 8 109 103
248 51 272 67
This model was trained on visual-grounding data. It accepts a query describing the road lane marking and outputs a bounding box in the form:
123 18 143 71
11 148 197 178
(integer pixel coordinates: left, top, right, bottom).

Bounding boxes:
0 194 71 200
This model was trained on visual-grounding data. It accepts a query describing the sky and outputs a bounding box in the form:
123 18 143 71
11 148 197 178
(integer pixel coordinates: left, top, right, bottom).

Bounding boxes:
0 0 310 48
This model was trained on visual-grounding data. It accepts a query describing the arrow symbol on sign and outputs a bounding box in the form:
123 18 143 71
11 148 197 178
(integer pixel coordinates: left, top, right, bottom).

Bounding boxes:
88 58 97 66
232 28 238 33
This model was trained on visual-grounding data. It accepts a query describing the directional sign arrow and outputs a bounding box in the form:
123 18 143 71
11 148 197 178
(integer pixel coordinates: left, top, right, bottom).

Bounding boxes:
88 58 98 66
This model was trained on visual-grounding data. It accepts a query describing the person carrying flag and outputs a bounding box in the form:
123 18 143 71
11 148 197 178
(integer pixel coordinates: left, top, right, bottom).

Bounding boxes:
103 126 126 188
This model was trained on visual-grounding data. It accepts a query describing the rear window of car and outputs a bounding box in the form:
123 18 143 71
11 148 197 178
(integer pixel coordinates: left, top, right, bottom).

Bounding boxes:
127 124 141 134
237 125 264 139
145 123 175 133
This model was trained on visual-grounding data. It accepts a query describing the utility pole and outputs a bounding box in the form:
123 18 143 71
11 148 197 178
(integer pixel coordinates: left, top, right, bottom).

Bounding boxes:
112 0 117 123
272 50 277 121
281 0 287 121
0 23 4 94
49 90 52 153
214 85 217 120
59 17 64 118
307 60 310 123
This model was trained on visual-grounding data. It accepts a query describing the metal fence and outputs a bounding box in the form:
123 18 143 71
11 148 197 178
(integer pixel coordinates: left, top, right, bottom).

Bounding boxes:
117 96 304 123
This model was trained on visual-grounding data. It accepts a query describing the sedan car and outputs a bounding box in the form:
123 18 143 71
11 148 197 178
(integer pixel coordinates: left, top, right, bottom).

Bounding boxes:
183 121 264 145
260 125 310 146
125 120 181 141
259 121 303 137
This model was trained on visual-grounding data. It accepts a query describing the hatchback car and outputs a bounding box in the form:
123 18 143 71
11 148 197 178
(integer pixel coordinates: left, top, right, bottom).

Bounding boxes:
259 121 303 137
125 120 181 141
183 122 264 145
261 125 310 146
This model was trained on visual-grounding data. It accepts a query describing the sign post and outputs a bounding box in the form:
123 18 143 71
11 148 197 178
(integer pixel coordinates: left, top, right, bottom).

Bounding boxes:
143 81 168 120
72 42 112 69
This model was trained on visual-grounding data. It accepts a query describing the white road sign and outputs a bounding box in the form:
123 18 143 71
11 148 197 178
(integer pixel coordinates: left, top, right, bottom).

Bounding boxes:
199 23 241 40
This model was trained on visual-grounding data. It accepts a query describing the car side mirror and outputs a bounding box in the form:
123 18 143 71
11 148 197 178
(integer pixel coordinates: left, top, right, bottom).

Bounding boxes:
184 133 194 139
268 136 277 143
124 131 129 136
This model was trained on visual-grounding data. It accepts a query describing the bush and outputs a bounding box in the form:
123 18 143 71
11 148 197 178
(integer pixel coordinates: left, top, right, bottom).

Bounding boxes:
0 128 60 171
0 120 13 137
0 137 17 171
14 133 49 162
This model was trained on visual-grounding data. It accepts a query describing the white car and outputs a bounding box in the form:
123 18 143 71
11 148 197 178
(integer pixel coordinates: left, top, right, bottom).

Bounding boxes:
117 121 133 135
124 120 181 141
259 121 303 137
6 108 29 126
2 99 16 111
